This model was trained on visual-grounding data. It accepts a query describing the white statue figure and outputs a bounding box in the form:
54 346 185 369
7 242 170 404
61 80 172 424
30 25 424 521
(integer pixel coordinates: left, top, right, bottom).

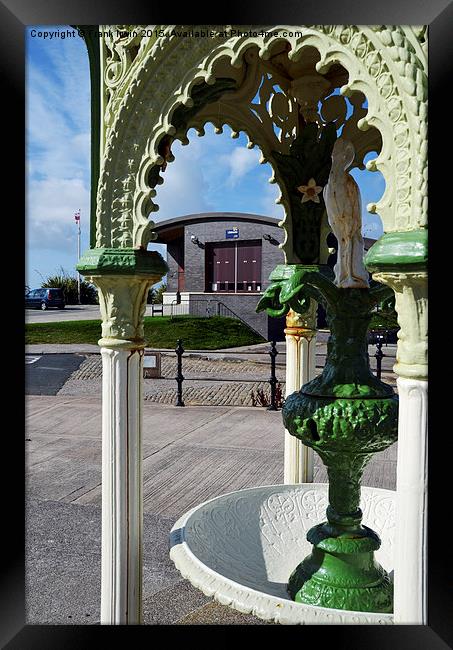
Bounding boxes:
323 139 370 289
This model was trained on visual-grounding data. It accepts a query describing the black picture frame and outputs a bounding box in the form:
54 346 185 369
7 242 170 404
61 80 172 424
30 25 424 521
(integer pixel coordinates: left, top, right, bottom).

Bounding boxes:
7 0 451 646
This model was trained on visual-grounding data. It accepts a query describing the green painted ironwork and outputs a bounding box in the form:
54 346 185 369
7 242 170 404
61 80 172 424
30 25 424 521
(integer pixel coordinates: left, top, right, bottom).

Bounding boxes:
77 247 168 277
269 122 337 263
256 264 333 318
277 270 398 613
75 25 101 249
364 228 428 272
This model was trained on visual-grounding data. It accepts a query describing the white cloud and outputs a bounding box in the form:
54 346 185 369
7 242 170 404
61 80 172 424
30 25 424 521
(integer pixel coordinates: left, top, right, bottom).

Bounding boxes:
259 181 285 220
26 31 91 279
150 139 214 222
26 177 90 254
220 146 261 187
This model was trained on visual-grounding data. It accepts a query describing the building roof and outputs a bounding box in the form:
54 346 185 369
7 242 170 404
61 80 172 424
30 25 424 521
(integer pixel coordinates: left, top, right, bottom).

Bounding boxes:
151 211 378 250
151 212 281 239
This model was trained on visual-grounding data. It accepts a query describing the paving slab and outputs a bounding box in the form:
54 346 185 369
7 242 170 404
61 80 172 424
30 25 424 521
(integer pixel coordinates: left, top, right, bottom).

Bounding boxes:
176 601 271 625
25 397 285 513
141 444 283 518
26 499 189 625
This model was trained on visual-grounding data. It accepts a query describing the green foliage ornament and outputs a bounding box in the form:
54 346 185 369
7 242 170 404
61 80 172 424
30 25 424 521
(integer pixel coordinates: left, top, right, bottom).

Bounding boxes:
256 264 334 319
280 270 398 613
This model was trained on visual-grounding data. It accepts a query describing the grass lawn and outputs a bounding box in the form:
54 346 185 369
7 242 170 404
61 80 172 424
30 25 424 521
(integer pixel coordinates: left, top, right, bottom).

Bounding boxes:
25 316 265 349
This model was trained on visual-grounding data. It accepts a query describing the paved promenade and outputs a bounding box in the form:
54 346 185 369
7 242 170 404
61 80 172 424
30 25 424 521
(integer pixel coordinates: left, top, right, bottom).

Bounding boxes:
26 392 397 625
25 332 398 625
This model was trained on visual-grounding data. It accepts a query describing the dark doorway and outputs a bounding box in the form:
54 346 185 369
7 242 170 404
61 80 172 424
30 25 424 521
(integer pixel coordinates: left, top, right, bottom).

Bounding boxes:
205 240 262 292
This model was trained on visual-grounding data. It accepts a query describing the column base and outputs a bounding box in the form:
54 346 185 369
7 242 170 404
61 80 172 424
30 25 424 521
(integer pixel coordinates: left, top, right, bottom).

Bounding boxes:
288 522 393 613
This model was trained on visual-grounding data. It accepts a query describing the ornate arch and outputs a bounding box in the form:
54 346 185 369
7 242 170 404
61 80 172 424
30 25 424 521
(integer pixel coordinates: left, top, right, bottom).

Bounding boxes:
96 25 427 262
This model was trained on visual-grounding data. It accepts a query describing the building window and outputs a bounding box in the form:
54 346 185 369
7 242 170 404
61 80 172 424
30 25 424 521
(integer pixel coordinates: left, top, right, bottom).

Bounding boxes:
205 240 262 293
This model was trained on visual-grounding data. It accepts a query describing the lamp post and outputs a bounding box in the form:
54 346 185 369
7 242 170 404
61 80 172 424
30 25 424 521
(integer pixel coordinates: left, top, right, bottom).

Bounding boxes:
75 210 81 304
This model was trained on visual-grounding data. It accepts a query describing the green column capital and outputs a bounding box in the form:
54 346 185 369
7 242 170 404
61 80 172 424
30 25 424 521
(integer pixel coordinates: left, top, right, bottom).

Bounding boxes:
77 247 168 277
364 230 428 380
77 248 168 349
364 229 427 273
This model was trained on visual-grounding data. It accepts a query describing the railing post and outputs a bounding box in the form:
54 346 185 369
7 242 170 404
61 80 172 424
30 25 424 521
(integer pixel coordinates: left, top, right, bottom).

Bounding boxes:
268 340 278 411
175 339 185 407
375 334 384 380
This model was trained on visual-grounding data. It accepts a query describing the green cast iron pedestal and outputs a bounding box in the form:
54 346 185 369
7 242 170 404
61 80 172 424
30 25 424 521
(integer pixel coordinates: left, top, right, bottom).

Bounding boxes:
280 269 398 613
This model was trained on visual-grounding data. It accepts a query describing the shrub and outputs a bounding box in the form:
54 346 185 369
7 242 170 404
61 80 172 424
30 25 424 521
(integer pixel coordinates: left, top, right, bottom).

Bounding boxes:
369 294 399 331
251 382 284 408
152 283 167 304
40 268 98 305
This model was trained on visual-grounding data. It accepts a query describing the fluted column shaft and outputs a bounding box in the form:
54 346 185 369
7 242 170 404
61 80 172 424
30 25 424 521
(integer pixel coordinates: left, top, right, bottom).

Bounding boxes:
284 306 317 483
100 346 144 624
90 273 157 624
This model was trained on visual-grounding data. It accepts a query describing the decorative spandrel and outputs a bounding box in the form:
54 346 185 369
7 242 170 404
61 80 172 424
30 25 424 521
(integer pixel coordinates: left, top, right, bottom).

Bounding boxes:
270 121 337 263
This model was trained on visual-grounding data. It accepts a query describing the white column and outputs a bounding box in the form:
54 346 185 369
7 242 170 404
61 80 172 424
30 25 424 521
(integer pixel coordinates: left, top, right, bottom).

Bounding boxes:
284 306 317 484
394 377 427 624
101 347 144 624
88 274 156 625
373 270 427 624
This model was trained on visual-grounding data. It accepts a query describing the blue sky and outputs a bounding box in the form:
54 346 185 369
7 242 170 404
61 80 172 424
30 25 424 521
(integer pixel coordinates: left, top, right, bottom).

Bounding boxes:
26 26 384 289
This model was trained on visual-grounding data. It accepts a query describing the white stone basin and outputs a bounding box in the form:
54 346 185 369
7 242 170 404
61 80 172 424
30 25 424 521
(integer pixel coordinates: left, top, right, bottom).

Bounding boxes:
170 483 396 624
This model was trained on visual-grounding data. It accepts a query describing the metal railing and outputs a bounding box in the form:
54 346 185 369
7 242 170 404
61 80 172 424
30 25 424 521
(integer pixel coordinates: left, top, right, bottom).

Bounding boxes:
150 303 164 316
143 330 397 408
215 301 264 339
170 299 210 318
173 338 280 409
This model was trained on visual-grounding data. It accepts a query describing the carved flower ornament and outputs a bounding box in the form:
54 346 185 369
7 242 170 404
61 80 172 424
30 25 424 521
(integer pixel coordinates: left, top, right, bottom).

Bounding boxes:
297 178 323 203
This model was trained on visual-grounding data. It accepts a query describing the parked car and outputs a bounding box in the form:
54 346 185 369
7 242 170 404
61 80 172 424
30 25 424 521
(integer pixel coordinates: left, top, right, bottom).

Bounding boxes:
25 288 65 310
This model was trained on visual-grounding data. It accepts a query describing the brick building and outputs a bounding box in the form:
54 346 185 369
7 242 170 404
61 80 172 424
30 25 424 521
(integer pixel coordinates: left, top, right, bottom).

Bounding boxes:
151 212 286 340
152 213 378 338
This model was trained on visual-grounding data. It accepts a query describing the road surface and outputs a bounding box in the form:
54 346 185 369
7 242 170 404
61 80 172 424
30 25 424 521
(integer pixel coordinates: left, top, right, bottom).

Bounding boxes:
25 305 162 323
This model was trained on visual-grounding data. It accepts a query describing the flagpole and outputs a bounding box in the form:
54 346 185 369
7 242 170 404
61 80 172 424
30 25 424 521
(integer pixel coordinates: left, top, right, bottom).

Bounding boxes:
75 209 81 304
